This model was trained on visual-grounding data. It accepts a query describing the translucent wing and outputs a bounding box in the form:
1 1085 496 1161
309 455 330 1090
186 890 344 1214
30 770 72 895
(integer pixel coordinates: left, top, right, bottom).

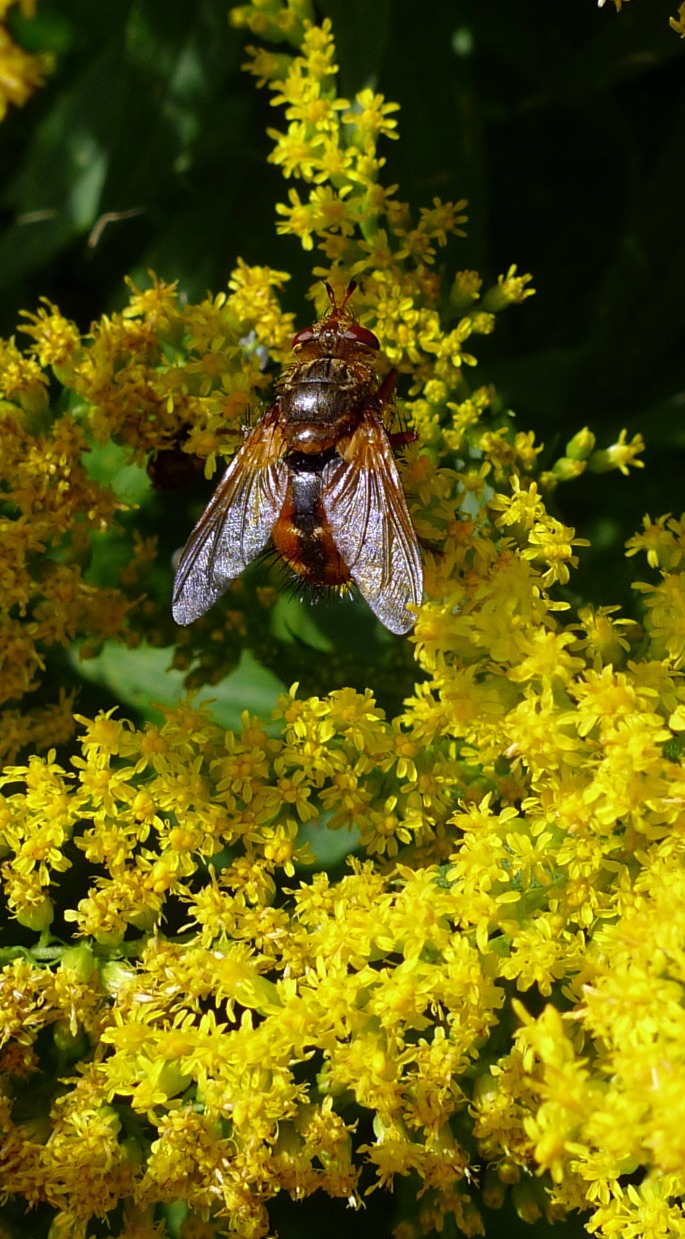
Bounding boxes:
321 413 423 634
172 408 287 625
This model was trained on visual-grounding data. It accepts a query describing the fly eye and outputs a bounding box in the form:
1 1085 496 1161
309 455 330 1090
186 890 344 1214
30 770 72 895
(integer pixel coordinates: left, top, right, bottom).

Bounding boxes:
292 327 316 350
344 324 380 350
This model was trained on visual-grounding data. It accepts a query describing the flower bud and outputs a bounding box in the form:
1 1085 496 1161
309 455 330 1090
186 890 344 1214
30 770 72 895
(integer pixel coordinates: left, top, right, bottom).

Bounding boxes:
564 427 596 460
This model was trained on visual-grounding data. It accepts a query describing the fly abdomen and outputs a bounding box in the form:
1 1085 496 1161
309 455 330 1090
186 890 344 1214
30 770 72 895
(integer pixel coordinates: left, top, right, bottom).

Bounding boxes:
271 462 351 587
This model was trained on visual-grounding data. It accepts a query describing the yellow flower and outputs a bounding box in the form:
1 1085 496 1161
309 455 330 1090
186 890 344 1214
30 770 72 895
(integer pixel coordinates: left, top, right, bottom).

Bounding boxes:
481 265 535 311
626 512 685 570
671 2 685 36
267 119 323 178
343 88 400 147
635 571 685 666
308 182 356 234
587 428 645 475
0 9 51 122
521 517 591 588
507 628 584 689
275 185 317 247
572 604 634 668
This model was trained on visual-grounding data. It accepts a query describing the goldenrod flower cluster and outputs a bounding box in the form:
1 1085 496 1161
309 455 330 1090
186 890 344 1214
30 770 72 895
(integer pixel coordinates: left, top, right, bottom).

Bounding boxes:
0 5 682 1239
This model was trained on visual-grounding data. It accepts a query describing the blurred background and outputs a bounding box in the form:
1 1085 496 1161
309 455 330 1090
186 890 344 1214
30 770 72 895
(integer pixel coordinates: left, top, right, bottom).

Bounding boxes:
2 0 684 610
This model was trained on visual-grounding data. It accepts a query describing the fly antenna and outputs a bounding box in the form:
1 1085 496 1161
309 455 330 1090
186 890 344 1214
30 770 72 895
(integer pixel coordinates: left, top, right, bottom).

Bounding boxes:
324 279 357 312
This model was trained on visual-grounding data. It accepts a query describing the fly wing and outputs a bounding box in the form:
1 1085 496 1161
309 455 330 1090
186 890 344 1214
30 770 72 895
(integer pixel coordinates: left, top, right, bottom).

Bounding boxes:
321 413 423 634
172 407 287 625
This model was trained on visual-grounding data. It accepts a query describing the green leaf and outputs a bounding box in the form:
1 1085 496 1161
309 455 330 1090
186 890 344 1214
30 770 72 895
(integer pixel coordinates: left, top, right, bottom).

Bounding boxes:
71 641 286 729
